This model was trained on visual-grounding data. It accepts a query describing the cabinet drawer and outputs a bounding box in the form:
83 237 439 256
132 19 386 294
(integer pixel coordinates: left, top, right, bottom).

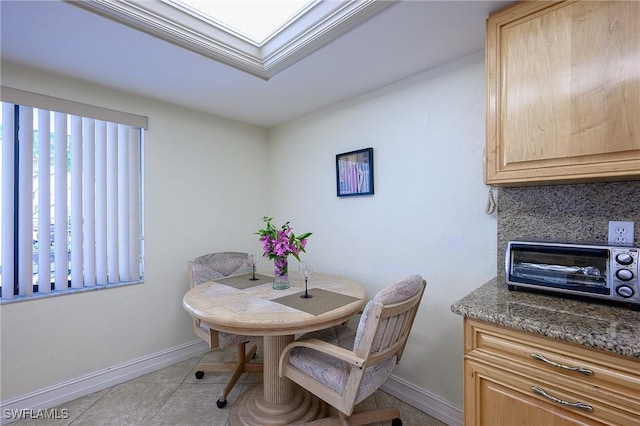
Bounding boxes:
464 319 640 401
466 358 640 426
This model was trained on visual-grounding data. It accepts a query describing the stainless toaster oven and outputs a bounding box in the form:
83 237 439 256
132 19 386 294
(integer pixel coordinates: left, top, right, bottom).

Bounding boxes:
505 241 639 310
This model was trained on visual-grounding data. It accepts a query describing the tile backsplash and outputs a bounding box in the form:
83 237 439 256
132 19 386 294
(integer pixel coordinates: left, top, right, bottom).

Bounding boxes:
496 181 640 277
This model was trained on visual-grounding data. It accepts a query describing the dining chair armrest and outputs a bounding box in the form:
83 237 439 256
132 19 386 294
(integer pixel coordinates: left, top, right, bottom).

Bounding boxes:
279 338 365 377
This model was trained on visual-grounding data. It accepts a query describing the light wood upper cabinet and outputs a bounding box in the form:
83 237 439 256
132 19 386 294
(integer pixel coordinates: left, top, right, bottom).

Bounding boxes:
485 0 640 185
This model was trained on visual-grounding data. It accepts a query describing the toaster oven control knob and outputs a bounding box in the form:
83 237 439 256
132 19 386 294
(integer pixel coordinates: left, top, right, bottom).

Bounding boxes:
616 285 634 298
616 253 634 265
616 269 634 281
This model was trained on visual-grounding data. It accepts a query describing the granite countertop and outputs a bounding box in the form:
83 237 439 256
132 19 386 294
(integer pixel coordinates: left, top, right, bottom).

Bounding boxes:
451 277 640 359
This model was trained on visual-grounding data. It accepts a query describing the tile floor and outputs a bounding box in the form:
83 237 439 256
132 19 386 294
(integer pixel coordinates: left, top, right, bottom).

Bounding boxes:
10 343 447 426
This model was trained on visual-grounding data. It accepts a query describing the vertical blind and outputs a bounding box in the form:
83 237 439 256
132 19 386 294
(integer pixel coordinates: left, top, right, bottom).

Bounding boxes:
1 89 146 301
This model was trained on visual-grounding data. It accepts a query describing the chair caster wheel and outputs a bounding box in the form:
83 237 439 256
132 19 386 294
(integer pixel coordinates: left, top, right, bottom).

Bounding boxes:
391 418 402 426
216 398 227 409
195 371 204 380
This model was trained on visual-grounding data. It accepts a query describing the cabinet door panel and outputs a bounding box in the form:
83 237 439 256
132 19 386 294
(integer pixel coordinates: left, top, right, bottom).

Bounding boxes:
503 4 572 163
480 379 594 426
486 0 640 185
568 1 640 157
464 360 637 426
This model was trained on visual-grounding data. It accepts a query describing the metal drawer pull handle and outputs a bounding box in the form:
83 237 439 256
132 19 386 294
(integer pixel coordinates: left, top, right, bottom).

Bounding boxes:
530 353 594 376
531 386 594 412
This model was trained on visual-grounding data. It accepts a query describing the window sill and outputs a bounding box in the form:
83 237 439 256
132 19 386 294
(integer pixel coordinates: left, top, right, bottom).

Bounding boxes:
0 279 145 305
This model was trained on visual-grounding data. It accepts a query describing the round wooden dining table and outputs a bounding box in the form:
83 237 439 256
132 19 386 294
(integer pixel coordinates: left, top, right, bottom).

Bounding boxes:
182 272 367 425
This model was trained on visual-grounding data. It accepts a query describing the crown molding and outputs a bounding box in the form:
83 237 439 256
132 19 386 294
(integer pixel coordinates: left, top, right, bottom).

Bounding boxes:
67 0 398 80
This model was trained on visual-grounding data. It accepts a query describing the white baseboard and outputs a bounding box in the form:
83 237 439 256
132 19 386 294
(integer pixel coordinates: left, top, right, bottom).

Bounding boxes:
380 374 463 426
0 340 208 425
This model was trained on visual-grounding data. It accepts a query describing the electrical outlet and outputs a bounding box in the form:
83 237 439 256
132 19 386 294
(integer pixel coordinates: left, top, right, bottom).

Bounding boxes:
608 221 635 246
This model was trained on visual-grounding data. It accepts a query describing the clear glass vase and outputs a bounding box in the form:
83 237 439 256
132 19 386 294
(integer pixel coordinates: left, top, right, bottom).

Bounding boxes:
273 256 290 290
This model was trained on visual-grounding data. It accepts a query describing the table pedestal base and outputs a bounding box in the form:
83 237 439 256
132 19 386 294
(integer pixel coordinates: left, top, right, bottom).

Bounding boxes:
229 385 328 425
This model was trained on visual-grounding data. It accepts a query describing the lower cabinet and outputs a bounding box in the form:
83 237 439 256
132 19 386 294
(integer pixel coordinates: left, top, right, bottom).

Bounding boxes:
463 318 640 426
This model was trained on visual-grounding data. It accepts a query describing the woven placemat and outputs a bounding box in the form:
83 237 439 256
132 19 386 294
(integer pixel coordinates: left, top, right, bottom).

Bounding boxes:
271 288 360 316
216 273 272 290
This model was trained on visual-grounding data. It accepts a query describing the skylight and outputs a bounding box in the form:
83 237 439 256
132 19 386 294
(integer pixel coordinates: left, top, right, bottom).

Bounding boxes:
69 0 396 80
175 0 313 43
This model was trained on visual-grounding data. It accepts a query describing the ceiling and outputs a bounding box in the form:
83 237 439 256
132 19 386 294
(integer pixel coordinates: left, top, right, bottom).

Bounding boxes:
0 0 512 128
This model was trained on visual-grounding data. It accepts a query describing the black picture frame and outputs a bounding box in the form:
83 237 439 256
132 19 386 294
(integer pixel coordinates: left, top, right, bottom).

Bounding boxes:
336 148 374 197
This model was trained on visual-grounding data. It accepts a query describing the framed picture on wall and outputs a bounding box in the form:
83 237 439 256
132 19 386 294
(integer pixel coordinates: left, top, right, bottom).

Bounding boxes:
336 147 374 197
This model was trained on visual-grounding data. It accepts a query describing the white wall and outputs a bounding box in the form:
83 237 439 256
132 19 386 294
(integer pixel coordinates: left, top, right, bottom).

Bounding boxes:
0 62 269 400
1 51 497 412
267 52 497 406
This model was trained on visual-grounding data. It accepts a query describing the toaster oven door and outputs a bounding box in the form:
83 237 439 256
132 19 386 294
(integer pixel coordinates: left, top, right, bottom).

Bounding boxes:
507 244 610 295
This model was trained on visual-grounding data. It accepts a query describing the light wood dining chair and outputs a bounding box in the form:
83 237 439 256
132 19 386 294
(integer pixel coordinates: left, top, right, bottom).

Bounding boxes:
188 252 263 408
279 275 427 425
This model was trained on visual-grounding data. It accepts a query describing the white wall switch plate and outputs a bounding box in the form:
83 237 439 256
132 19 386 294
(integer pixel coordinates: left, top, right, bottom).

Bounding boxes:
608 221 635 246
